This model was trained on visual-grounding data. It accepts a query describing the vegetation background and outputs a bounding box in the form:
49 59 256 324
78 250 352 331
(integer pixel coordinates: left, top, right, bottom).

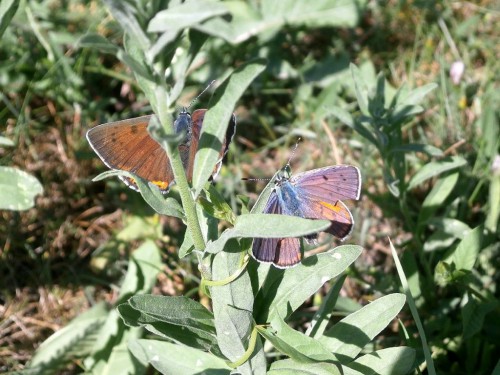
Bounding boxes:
0 0 498 374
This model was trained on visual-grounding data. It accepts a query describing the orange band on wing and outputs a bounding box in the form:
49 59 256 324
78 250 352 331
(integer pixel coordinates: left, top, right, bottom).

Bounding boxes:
151 180 170 190
319 201 342 212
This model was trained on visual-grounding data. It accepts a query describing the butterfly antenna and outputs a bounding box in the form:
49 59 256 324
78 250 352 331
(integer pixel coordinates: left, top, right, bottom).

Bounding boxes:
187 80 216 110
242 177 272 182
286 137 302 167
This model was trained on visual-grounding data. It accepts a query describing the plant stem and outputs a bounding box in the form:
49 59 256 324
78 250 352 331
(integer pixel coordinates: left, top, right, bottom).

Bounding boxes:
155 90 206 253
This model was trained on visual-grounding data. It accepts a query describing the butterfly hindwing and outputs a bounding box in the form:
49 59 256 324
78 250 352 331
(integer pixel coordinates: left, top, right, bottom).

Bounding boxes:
251 192 304 268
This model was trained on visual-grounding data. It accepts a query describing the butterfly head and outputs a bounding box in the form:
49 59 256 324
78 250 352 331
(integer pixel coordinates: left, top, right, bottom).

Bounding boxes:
274 163 293 187
173 107 192 136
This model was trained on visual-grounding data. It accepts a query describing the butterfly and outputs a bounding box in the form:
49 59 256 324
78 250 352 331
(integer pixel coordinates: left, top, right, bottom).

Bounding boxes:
86 108 236 193
252 163 361 268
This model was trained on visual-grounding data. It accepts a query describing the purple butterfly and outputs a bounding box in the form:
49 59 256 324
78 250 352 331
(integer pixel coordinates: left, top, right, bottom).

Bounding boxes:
252 164 361 268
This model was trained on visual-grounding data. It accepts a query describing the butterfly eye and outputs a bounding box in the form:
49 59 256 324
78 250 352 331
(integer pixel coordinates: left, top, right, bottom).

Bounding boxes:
283 164 292 177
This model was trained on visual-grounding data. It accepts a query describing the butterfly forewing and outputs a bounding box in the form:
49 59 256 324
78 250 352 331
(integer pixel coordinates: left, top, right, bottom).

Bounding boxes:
291 165 361 201
87 116 175 191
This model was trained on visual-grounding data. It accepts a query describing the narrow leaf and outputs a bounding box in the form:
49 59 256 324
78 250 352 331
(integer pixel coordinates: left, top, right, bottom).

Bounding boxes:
418 172 459 225
390 144 443 157
27 303 109 371
78 33 119 54
256 246 362 323
267 316 337 363
103 0 150 50
350 63 369 115
148 0 228 32
343 347 416 375
399 83 438 106
319 294 406 363
205 214 330 254
268 359 341 375
0 0 19 38
408 156 467 190
307 274 347 338
192 59 266 196
128 339 231 375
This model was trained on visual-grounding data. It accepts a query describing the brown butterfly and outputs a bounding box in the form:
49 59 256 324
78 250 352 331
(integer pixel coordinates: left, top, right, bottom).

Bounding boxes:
86 108 236 193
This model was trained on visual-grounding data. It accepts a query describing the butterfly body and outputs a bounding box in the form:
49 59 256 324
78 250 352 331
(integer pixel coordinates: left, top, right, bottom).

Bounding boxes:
252 164 361 268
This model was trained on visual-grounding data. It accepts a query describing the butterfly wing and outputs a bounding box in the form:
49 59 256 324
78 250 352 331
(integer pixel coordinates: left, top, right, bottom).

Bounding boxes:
292 165 361 240
291 165 361 201
251 192 302 268
86 116 173 192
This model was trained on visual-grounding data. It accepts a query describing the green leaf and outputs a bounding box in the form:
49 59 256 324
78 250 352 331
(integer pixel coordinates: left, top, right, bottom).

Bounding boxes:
118 295 220 355
261 0 361 28
205 214 331 254
343 347 416 375
124 34 157 106
451 224 484 271
148 0 229 33
198 184 237 224
268 359 341 375
328 106 379 147
306 275 347 338
91 169 185 219
408 156 467 190
319 294 406 363
128 339 231 375
126 294 215 326
83 310 144 374
196 0 362 44
350 63 369 116
0 0 19 38
250 169 281 214
389 240 436 374
390 143 444 157
78 33 120 54
27 303 109 371
256 245 363 323
0 136 14 146
103 0 150 51
178 230 194 258
398 83 438 106
0 166 43 210
486 171 500 232
418 172 459 225
257 326 317 364
390 104 425 125
91 327 145 375
259 316 337 363
192 59 266 196
462 295 498 339
117 240 162 302
328 105 354 128
210 250 267 372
